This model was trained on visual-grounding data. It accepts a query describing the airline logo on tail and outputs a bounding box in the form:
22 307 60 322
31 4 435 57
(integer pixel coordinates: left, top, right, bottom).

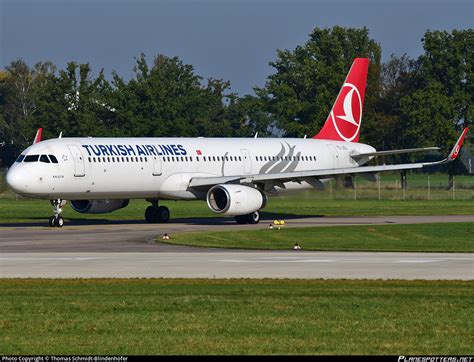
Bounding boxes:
331 82 362 142
314 58 369 143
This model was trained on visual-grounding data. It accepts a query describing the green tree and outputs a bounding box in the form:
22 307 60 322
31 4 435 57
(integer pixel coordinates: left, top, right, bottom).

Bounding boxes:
399 30 473 184
256 26 381 138
109 54 246 138
1 60 58 163
372 54 422 154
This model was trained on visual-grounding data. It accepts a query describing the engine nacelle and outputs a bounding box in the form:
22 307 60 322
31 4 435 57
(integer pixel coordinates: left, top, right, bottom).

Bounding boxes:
206 184 266 216
70 199 130 214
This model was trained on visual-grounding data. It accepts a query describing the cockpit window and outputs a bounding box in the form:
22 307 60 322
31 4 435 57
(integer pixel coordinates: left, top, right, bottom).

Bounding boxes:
40 155 50 163
49 155 58 163
16 155 25 163
24 155 40 162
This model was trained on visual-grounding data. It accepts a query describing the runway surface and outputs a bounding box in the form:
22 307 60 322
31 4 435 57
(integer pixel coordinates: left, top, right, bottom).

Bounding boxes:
1 252 472 279
1 215 472 279
1 214 473 253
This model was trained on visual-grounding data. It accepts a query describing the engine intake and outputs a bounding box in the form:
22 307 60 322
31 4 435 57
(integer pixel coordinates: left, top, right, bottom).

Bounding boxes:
206 184 266 216
70 199 129 214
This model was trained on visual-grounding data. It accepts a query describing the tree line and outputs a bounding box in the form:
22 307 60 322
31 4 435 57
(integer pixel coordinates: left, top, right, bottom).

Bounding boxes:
0 26 472 170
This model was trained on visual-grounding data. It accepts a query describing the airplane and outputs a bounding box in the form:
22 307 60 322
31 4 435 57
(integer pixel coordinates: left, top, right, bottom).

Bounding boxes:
5 58 468 227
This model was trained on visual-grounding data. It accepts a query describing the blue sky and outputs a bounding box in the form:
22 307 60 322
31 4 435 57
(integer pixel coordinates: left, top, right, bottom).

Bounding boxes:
1 0 473 95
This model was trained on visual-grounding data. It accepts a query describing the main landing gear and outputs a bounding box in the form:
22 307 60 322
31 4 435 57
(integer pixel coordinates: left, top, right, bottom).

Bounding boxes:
49 199 65 227
235 210 260 225
145 199 170 223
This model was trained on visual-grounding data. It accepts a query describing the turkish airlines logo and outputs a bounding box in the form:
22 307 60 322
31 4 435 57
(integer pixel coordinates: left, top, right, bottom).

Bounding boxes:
451 144 460 159
331 82 362 142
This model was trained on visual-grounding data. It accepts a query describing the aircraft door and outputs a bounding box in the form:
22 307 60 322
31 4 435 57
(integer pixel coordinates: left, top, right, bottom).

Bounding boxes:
240 149 252 174
67 145 85 177
152 155 162 176
326 144 340 169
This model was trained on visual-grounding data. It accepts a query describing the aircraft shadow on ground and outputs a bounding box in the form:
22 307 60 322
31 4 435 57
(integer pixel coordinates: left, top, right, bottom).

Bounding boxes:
0 212 323 227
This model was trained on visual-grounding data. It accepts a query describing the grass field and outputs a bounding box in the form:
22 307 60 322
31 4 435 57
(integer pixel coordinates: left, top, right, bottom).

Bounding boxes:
159 222 474 252
0 279 472 355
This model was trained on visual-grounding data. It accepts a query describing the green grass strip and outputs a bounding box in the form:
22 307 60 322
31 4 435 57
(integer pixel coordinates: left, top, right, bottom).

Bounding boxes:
160 222 474 252
0 279 472 355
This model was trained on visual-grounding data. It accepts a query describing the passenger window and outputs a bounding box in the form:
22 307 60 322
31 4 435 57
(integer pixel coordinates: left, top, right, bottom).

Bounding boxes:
40 155 50 163
24 155 39 162
16 155 25 162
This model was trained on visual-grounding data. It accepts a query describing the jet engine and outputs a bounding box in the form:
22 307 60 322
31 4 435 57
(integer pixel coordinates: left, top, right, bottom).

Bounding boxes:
70 199 130 214
206 184 266 216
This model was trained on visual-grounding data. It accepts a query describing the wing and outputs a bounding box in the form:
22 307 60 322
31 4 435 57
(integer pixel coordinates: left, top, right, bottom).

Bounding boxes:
351 147 440 160
188 128 469 190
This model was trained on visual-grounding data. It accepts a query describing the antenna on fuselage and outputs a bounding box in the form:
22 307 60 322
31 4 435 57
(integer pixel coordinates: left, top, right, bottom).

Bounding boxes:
254 132 258 138
58 132 63 139
304 134 307 139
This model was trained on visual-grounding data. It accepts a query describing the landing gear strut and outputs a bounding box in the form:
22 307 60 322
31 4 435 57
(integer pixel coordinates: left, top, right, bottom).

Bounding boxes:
235 211 260 225
49 199 65 227
145 199 170 223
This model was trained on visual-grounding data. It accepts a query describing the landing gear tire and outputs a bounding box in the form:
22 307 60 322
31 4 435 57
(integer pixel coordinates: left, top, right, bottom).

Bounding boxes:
55 216 64 227
235 211 260 225
145 205 170 223
247 211 260 224
156 206 170 223
145 206 157 223
49 216 64 228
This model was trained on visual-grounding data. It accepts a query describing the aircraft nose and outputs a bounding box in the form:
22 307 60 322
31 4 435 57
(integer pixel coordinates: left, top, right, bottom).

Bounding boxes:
6 166 28 194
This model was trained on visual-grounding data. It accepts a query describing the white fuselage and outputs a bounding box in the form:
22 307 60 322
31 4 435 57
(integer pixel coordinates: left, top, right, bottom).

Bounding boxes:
6 137 375 200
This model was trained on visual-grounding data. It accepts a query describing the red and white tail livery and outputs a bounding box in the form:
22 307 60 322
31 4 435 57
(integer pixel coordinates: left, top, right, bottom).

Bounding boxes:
314 58 369 142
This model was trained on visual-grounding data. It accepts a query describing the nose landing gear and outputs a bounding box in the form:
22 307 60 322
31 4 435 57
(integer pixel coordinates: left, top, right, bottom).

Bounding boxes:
49 199 65 227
